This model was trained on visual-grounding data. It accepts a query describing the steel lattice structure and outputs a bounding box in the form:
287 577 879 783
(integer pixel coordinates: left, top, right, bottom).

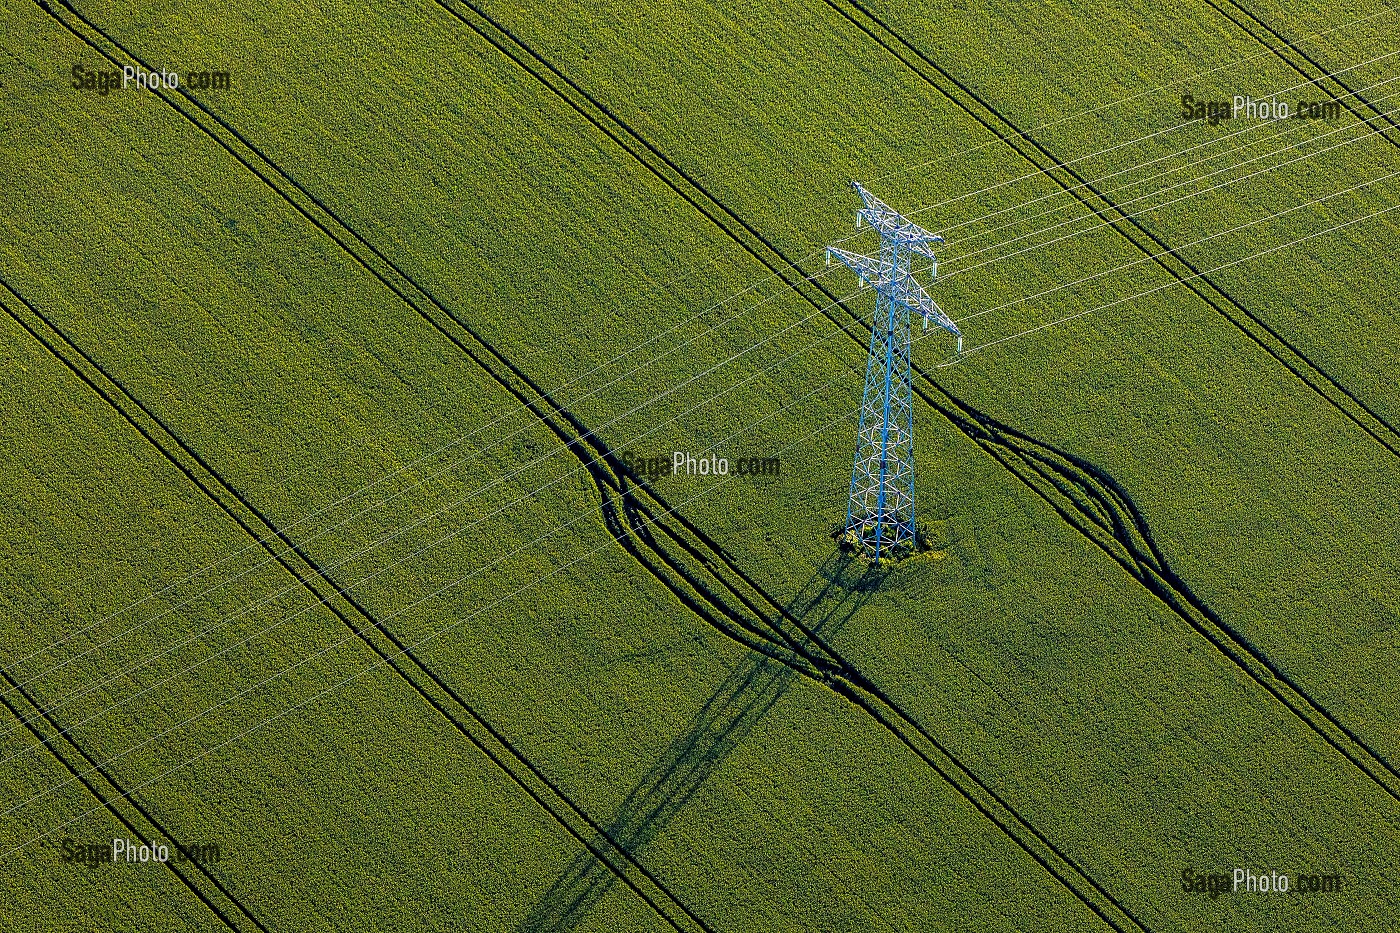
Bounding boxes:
827 182 961 561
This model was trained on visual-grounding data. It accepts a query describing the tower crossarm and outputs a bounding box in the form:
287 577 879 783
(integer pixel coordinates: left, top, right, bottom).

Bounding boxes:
852 182 943 261
825 246 895 289
828 246 960 337
888 271 961 337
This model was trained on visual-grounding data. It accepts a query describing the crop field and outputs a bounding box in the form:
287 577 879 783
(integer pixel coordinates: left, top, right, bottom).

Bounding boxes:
2 0 1399 928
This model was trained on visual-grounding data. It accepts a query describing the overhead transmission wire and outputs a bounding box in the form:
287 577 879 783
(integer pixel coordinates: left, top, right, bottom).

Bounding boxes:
9 95 1400 819
873 86 1400 295
16 50 1400 739
10 9 1395 679
12 89 1396 743
941 194 1400 360
843 47 1400 247
12 48 1392 706
0 253 832 678
0 331 868 840
865 3 1400 190
0 399 847 861
9 16 1400 781
940 92 1400 276
9 170 1400 857
821 49 1400 267
0 277 875 754
509 23 1399 376
8 51 1400 744
6 2 1400 878
940 167 1400 349
5 141 1398 780
0 268 856 743
0 262 846 718
939 71 1400 250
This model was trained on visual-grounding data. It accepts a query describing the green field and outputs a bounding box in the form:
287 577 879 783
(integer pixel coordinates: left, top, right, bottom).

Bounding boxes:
3 0 1399 928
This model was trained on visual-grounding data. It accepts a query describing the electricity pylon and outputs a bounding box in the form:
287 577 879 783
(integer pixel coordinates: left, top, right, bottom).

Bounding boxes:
827 182 960 561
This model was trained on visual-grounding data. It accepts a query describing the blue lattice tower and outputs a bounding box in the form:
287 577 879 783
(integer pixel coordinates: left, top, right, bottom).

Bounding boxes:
827 183 961 561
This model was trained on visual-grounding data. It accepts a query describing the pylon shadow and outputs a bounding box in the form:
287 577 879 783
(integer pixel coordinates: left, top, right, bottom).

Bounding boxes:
517 551 880 932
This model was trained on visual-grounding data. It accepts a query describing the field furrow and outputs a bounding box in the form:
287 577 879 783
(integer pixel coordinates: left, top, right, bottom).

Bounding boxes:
2 8 1119 917
7 0 1400 928
0 275 708 933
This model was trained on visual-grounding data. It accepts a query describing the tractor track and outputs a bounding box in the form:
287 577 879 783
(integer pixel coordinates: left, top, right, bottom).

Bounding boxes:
586 444 1153 933
2 313 265 933
1210 0 1400 156
42 0 1398 922
822 0 1400 802
27 0 1395 929
437 0 1400 811
0 280 709 933
31 5 717 931
33 2 1150 927
0 665 262 933
827 0 1400 458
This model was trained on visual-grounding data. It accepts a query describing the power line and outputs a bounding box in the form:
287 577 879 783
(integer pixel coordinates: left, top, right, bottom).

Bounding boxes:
12 31 1394 686
10 57 1399 732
